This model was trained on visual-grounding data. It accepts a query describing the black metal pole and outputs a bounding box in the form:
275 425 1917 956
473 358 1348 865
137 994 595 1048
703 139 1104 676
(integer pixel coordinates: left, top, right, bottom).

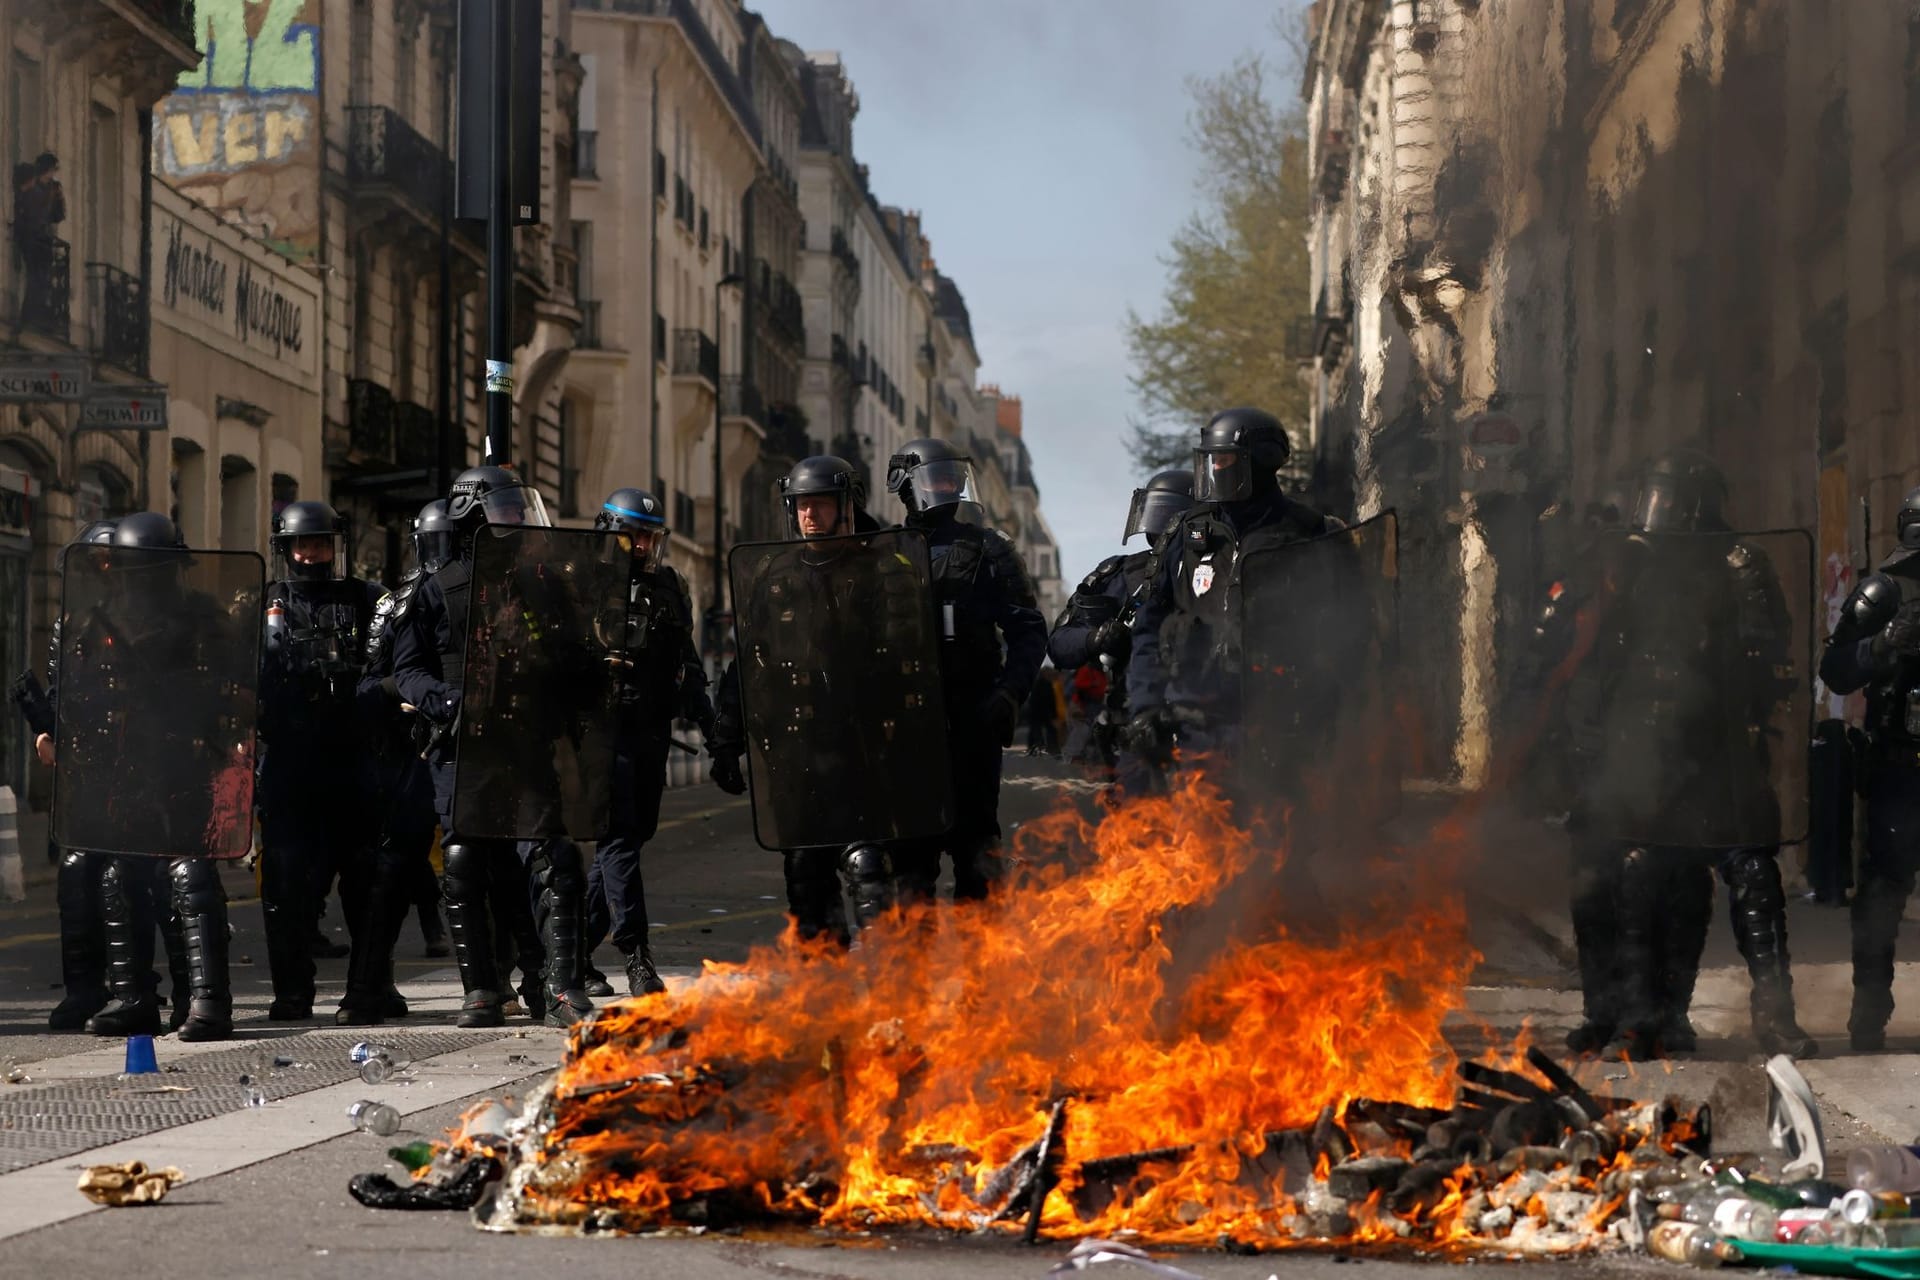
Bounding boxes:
482 0 513 466
437 34 455 494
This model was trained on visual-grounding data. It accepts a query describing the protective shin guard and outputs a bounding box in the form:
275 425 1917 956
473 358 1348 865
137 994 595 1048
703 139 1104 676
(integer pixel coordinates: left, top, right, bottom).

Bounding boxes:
1849 868 1916 1049
1657 858 1715 1052
84 858 160 1037
170 859 233 1042
338 861 411 1026
1723 849 1817 1057
1565 843 1623 1052
441 843 505 1025
158 906 192 1033
531 841 592 1026
49 851 107 1030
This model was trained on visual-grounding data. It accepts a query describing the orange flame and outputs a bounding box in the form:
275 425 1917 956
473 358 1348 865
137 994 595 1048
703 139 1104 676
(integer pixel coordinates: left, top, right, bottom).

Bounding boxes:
490 769 1538 1247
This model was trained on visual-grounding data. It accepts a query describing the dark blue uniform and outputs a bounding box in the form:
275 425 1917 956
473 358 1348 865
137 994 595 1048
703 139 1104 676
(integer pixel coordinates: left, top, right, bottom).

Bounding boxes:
257 576 382 1015
891 509 1047 901
587 565 712 959
1819 551 1920 1049
1048 549 1156 781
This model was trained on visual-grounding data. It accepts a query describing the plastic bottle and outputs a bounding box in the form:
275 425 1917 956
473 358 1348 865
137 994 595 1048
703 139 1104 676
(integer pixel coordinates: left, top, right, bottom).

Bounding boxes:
387 1142 436 1172
347 1100 401 1137
1649 1221 1743 1267
1846 1145 1920 1194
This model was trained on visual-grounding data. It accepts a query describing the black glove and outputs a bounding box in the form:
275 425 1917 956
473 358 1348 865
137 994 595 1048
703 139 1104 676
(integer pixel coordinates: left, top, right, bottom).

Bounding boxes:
1127 705 1177 767
709 750 747 795
1885 605 1920 657
1090 619 1132 663
981 688 1021 747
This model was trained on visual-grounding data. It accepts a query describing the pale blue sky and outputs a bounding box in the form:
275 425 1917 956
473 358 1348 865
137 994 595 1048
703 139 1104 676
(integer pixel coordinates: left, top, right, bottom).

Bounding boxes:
750 0 1288 586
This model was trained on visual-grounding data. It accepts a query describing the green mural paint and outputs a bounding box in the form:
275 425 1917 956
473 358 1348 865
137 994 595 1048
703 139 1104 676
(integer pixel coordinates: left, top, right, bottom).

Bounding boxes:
176 0 318 96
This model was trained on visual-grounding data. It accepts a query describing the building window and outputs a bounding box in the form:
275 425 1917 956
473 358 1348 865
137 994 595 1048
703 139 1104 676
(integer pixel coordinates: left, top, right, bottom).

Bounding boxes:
74 462 131 527
219 455 258 552
271 473 299 524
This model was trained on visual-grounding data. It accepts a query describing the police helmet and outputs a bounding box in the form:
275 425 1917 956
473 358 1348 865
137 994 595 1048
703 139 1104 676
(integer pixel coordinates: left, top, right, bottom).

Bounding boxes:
1193 408 1290 504
1124 469 1195 544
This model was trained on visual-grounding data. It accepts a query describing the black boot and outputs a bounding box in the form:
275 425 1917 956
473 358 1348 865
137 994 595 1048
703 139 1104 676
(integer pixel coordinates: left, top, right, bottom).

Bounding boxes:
171 859 233 1042
337 858 411 1028
261 847 315 1021
532 841 593 1027
1564 839 1623 1055
442 843 505 1027
1724 849 1817 1058
49 851 108 1031
1656 857 1715 1055
624 946 666 996
85 858 162 1037
1610 848 1672 1059
781 847 848 945
1848 866 1914 1052
158 907 192 1033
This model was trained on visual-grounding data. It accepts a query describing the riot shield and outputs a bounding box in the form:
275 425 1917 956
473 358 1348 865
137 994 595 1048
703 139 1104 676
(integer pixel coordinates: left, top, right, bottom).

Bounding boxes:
1238 512 1401 813
728 528 952 851
450 527 628 841
1579 529 1811 848
52 546 263 859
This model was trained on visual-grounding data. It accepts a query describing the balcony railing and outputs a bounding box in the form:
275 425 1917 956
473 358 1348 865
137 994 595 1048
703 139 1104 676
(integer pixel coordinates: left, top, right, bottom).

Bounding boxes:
697 206 709 252
654 149 667 198
829 227 860 281
348 378 396 460
578 299 603 349
829 333 849 371
720 375 763 423
654 312 667 363
86 261 146 373
14 235 71 341
394 399 436 469
672 328 718 383
347 106 477 250
571 129 599 179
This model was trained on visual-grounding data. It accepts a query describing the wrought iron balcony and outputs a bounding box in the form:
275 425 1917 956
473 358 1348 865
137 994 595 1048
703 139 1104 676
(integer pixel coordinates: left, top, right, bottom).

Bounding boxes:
698 206 709 253
86 262 146 372
829 228 860 281
578 300 603 349
672 328 718 384
394 399 436 470
571 129 599 180
830 333 849 371
654 312 667 363
347 106 478 252
348 378 396 461
720 375 763 424
15 236 71 342
654 149 667 199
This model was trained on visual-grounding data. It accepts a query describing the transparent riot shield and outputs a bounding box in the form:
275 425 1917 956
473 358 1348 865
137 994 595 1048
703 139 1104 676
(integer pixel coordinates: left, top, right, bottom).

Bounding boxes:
728 528 953 851
450 527 628 841
52 546 263 859
1238 512 1401 814
1580 529 1811 848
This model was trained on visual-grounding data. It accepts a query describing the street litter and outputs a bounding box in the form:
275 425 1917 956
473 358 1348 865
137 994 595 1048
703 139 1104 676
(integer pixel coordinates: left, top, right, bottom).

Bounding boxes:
78 1161 185 1206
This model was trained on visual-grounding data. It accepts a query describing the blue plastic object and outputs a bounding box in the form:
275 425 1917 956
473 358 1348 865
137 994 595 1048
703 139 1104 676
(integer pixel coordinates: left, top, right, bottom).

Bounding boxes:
123 1034 158 1075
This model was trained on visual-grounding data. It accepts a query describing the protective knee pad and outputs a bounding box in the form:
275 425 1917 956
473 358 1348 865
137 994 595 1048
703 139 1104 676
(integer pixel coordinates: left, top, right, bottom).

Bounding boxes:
167 857 224 916
528 838 585 896
1720 848 1786 913
440 842 489 905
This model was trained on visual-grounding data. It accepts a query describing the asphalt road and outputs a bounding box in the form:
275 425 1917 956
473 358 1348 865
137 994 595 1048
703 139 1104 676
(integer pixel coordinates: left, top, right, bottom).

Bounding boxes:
0 755 1914 1279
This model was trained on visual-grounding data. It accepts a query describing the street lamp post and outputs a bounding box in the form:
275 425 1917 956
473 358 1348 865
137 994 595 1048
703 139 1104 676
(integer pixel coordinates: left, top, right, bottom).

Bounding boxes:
712 272 744 619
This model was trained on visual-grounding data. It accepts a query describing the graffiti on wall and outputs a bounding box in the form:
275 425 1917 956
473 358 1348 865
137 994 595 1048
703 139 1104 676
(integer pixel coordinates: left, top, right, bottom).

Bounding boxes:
153 0 322 260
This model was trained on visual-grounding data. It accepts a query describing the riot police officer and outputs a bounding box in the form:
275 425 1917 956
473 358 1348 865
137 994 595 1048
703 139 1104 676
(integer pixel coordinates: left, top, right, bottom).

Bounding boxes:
339 500 453 1025
1127 409 1342 762
883 438 1047 902
1573 452 1815 1058
1048 468 1193 785
1819 484 1920 1051
258 500 383 1021
585 488 713 995
711 456 890 939
391 466 595 1027
61 512 245 1041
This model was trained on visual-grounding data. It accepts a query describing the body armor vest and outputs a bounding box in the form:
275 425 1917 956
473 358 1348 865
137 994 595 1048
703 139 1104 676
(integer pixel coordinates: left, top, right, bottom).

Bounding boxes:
434 560 473 695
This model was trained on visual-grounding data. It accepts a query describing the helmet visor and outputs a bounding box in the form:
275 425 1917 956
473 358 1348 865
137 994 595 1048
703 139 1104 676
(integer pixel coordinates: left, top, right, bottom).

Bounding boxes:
414 528 456 574
1192 448 1252 504
785 492 852 540
1629 482 1690 534
481 484 552 528
276 532 343 581
616 526 670 574
900 459 975 514
1124 487 1191 543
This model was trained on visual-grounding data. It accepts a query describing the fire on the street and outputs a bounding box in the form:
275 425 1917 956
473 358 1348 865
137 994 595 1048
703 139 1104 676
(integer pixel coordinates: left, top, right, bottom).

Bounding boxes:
471 774 1684 1252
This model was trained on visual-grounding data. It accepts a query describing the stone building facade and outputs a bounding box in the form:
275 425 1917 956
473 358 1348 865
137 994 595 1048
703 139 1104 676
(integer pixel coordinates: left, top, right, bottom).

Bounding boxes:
1303 0 1920 777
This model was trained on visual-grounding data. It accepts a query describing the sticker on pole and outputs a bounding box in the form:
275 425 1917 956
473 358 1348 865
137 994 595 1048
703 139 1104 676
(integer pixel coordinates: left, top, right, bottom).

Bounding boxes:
485 360 515 396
